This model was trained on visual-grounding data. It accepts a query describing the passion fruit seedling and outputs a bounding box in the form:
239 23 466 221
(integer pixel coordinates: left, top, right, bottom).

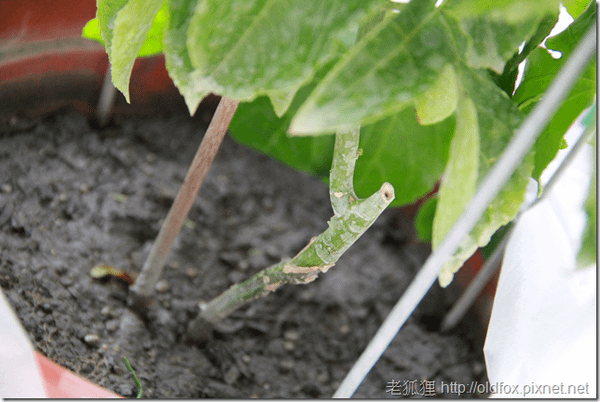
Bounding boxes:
83 0 596 382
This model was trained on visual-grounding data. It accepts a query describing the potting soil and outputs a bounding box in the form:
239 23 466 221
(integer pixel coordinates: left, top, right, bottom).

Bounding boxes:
0 110 488 397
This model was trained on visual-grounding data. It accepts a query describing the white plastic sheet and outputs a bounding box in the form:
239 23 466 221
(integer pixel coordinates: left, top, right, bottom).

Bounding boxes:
484 125 596 398
0 290 47 398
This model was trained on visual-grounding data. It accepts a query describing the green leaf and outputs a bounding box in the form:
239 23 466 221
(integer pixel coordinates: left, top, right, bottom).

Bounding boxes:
138 3 167 57
444 0 559 23
578 106 596 269
84 8 166 57
437 69 533 287
96 0 128 53
354 108 454 207
490 14 558 95
163 0 206 114
288 0 557 135
289 0 462 135
446 1 560 72
82 18 103 44
415 195 438 243
415 64 459 125
562 0 591 18
184 0 382 117
578 139 596 269
230 59 455 208
229 95 335 179
460 13 557 73
514 1 596 183
229 55 340 180
96 0 166 102
432 96 479 250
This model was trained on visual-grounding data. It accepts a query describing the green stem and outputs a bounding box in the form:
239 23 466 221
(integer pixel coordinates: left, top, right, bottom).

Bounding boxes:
192 127 394 329
329 126 360 216
123 356 143 398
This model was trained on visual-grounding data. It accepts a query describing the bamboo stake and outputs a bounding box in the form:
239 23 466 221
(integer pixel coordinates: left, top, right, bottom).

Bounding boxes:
128 96 239 312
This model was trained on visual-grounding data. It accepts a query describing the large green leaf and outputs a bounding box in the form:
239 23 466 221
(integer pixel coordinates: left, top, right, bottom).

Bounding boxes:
289 0 462 135
513 1 596 183
432 96 479 250
288 0 559 135
354 108 455 207
229 96 335 180
444 0 559 22
445 0 560 72
578 145 596 269
436 69 533 287
490 14 558 95
184 0 382 116
96 0 166 102
82 6 167 58
89 0 587 289
163 0 205 114
563 0 591 18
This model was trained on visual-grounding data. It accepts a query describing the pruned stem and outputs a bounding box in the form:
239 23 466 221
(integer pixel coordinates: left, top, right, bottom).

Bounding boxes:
329 126 360 216
129 97 239 312
189 127 394 337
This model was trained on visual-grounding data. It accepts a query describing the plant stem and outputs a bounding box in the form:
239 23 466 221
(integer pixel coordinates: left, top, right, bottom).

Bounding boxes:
188 128 394 336
122 356 143 398
129 96 239 312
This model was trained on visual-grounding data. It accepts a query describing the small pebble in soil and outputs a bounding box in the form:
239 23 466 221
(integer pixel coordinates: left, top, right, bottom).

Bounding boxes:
238 260 250 271
40 303 52 314
224 366 240 385
283 330 300 342
283 341 295 351
339 324 350 335
316 370 329 384
1 184 12 194
106 319 120 332
146 153 157 164
79 183 91 193
84 333 100 346
80 362 95 374
279 359 294 373
228 270 246 284
155 279 169 293
101 305 111 316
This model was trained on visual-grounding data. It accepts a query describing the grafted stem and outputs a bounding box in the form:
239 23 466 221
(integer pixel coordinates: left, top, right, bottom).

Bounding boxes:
187 127 394 342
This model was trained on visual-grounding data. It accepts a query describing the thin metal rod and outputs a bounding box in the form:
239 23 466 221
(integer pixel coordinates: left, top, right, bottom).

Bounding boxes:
129 97 239 311
440 104 596 332
333 23 596 398
440 228 510 332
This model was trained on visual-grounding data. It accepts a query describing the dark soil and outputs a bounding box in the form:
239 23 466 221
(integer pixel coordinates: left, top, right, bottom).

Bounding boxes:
0 110 488 398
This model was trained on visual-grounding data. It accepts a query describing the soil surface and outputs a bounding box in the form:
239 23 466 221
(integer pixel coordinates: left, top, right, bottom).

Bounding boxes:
0 110 488 398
